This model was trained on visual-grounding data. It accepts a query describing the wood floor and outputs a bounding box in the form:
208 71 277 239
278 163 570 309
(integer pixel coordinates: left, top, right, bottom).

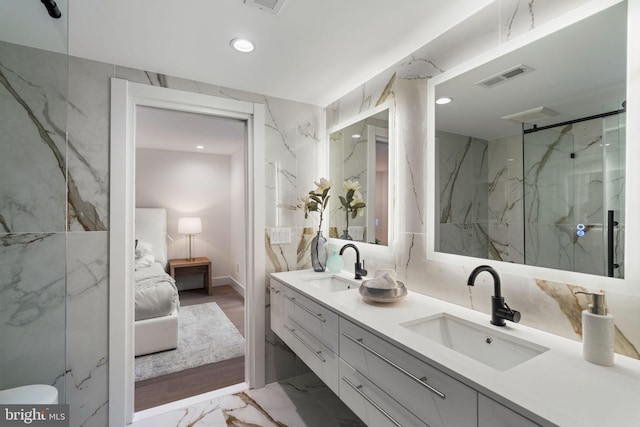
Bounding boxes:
135 285 245 411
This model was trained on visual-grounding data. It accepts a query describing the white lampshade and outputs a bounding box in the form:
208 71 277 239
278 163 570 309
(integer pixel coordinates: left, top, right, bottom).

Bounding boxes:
178 217 202 235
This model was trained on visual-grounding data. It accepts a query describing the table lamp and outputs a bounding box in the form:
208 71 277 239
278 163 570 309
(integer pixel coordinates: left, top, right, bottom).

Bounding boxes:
178 217 202 261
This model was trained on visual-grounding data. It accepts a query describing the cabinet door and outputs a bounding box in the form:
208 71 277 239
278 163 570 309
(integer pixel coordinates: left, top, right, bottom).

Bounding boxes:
340 318 477 427
283 287 339 352
339 359 428 427
282 319 340 394
478 394 541 427
269 279 284 338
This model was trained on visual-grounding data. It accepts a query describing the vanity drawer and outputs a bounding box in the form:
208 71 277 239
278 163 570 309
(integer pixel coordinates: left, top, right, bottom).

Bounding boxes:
268 278 285 338
283 287 339 352
340 318 477 427
283 318 339 394
339 359 429 427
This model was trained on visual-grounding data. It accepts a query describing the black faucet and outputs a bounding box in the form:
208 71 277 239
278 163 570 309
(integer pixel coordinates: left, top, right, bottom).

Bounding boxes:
467 265 521 326
339 243 368 280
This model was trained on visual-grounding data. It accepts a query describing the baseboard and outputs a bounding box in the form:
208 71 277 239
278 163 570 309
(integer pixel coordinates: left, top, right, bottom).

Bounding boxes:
212 276 245 298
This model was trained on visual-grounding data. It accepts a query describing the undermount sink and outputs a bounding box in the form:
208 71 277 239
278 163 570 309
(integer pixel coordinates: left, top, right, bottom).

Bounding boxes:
303 275 359 292
401 313 549 371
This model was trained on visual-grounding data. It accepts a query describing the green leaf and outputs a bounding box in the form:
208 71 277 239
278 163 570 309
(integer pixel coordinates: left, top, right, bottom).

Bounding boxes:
346 189 355 201
339 196 348 208
352 202 366 210
351 210 359 219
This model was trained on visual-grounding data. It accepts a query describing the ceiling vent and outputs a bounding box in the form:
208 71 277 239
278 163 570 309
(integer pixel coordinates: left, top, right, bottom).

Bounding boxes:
244 0 287 15
501 106 560 124
476 64 534 88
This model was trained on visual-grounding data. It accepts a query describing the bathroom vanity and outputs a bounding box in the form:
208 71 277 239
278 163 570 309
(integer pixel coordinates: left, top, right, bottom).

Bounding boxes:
270 270 640 427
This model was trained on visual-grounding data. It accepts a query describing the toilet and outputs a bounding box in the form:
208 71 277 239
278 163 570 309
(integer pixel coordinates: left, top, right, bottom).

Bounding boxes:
0 385 58 404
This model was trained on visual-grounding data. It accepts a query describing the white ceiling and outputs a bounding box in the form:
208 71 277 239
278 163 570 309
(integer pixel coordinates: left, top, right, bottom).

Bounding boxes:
1 0 490 106
435 2 627 141
135 106 246 155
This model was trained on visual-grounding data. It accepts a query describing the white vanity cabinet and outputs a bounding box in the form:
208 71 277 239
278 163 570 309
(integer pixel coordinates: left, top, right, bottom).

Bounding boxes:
478 394 541 427
269 275 553 427
340 318 477 427
280 285 340 394
339 359 429 427
268 279 284 337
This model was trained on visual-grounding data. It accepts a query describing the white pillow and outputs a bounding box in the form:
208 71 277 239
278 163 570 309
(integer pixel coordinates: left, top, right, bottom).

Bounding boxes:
135 254 155 270
135 241 153 258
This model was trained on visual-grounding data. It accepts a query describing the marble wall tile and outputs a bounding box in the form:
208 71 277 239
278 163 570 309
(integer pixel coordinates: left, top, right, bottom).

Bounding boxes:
396 78 426 235
67 56 113 231
499 0 593 42
0 41 67 233
65 231 109 427
398 2 500 80
115 66 221 96
0 233 66 398
337 70 396 123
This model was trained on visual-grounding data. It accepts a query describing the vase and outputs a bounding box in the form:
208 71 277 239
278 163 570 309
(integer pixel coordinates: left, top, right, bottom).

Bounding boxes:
310 231 328 272
340 229 352 240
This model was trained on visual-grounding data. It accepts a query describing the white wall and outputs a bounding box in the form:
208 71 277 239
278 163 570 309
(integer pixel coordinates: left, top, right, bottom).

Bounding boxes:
136 147 237 284
230 148 246 287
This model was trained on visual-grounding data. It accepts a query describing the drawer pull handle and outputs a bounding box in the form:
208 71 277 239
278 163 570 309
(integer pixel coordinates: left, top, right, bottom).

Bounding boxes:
268 286 281 294
342 333 446 400
342 376 402 427
285 295 326 323
284 324 326 362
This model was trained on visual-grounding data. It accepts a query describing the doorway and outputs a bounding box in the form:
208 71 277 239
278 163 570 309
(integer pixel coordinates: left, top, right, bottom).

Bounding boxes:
109 79 266 426
133 106 247 410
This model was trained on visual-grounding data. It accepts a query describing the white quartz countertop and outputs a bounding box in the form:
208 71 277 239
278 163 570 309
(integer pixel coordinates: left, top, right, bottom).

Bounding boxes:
271 269 640 427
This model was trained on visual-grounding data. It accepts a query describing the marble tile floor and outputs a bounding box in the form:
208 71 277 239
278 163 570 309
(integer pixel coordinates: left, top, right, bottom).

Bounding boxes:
133 373 366 427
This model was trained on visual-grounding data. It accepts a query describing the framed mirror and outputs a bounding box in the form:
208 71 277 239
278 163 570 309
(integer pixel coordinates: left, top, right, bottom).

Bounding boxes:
427 0 627 278
327 103 394 247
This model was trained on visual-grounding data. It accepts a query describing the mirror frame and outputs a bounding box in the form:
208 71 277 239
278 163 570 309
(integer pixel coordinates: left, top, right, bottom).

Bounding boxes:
427 0 640 290
326 100 397 254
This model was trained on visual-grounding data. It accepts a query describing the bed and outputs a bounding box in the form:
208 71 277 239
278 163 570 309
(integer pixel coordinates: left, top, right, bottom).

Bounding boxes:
134 208 179 357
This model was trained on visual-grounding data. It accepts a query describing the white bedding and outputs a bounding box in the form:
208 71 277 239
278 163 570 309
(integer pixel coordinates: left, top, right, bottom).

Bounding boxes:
135 262 179 321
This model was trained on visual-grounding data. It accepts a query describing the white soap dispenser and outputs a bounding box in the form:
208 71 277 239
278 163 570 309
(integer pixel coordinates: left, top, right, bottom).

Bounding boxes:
575 290 615 366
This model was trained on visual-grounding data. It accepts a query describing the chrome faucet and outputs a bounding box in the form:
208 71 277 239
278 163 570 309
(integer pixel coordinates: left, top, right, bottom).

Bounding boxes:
339 243 367 280
467 265 521 326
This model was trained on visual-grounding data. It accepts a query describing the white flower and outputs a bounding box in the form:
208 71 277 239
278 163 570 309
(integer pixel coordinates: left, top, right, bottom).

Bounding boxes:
350 190 363 205
314 177 332 192
343 179 361 192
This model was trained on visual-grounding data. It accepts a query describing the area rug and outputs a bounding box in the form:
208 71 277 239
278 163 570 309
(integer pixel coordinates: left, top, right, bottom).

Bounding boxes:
135 302 245 382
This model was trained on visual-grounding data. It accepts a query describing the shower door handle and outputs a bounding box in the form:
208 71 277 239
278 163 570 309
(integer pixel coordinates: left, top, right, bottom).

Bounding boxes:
607 210 619 277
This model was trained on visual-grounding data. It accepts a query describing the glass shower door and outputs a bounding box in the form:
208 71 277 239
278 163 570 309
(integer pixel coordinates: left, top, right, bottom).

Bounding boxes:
523 126 576 272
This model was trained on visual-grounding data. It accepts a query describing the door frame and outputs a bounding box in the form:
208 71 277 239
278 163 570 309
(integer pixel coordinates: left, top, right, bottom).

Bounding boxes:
109 78 265 426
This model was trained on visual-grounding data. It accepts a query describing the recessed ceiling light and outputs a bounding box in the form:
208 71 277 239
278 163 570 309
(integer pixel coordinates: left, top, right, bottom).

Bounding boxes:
196 145 204 150
230 38 255 53
351 134 361 139
436 97 453 105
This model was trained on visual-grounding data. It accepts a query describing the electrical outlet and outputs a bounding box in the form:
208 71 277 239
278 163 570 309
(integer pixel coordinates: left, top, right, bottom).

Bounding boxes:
270 227 291 245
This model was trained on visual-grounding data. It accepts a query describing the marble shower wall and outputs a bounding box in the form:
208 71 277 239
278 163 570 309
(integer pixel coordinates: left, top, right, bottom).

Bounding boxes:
436 130 489 259
328 0 640 360
0 41 68 402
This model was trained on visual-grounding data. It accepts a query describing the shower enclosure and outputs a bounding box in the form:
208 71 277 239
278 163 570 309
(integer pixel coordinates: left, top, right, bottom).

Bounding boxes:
522 106 626 277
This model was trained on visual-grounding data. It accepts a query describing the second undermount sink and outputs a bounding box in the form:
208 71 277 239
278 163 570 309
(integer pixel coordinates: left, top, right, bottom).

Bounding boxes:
401 313 549 371
303 275 359 292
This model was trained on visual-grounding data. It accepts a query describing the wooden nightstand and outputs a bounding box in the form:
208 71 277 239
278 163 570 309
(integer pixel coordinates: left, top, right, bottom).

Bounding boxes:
168 257 212 295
